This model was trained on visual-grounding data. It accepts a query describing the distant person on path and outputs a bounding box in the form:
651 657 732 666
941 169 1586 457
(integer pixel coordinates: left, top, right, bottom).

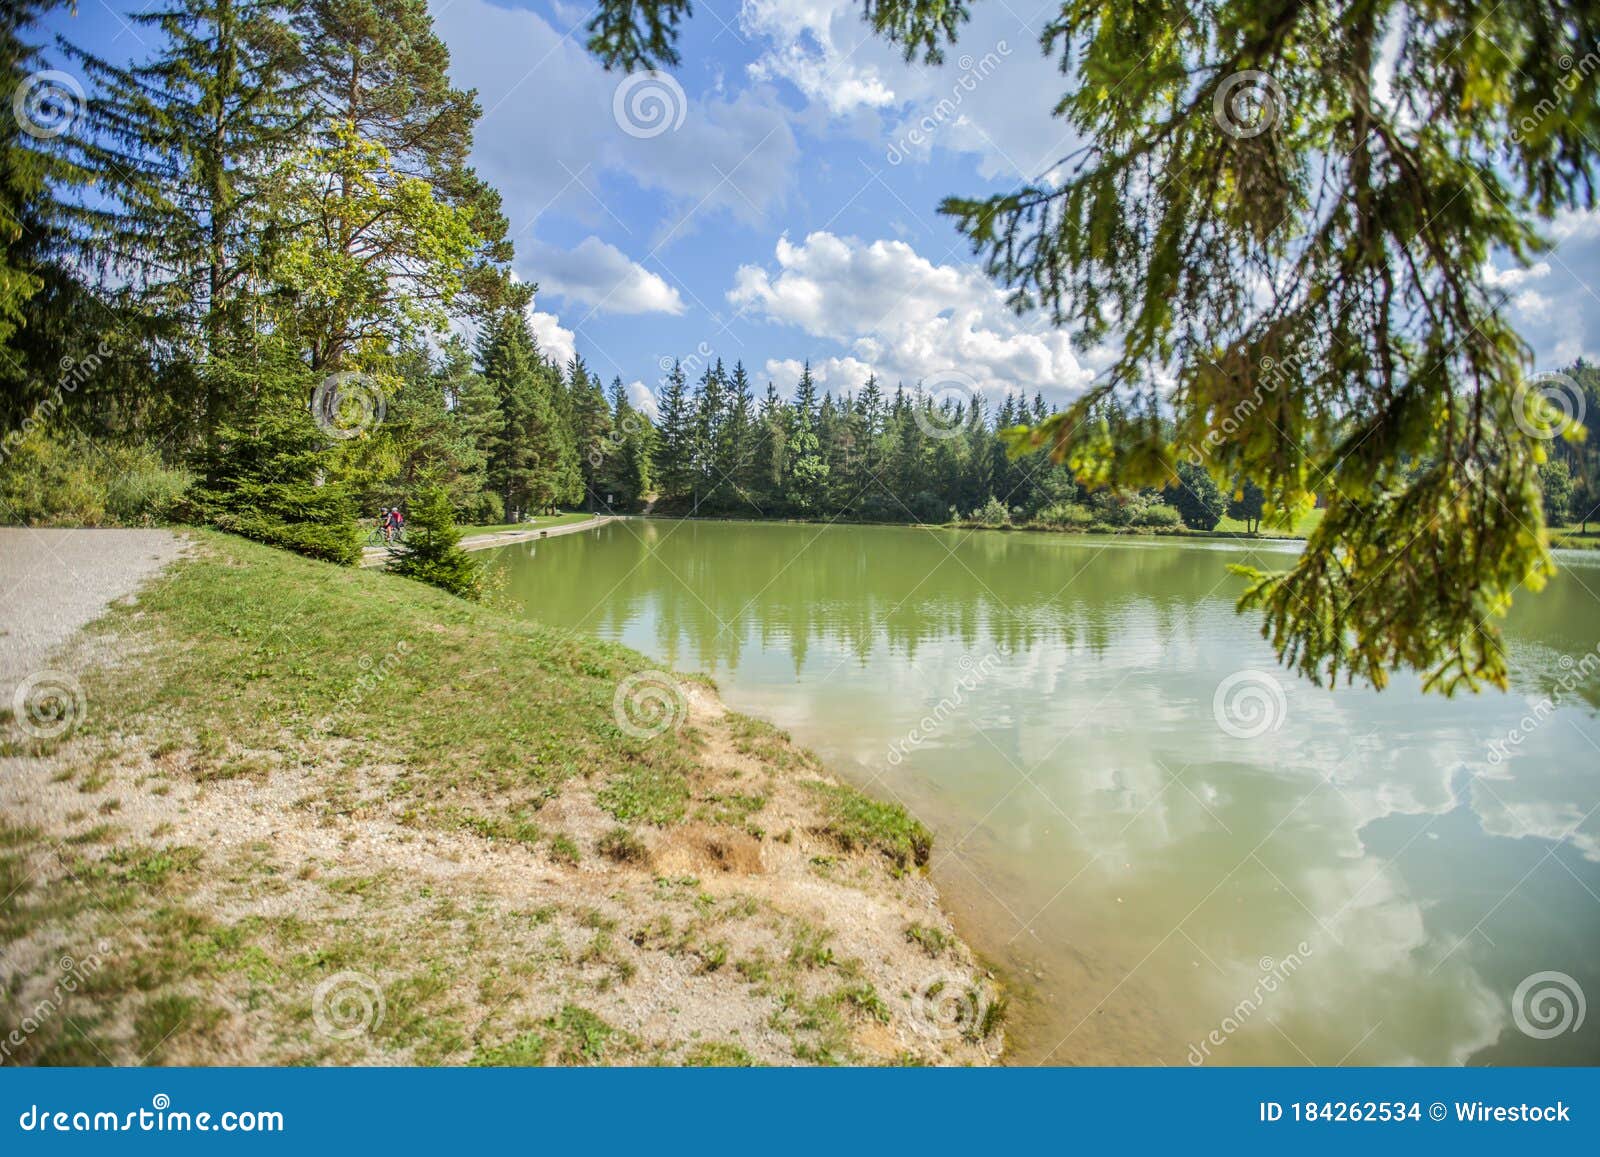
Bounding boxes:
389 507 404 541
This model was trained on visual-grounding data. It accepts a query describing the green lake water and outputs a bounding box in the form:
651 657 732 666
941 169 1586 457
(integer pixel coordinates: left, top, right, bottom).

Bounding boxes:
488 518 1600 1066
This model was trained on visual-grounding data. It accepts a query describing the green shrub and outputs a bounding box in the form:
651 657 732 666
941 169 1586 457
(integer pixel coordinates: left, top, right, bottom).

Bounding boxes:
1034 501 1095 529
1131 503 1183 529
386 486 485 600
0 429 191 526
967 496 1010 527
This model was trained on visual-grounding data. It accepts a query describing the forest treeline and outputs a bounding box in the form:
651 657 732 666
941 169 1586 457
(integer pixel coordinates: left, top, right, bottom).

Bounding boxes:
3 1 1598 571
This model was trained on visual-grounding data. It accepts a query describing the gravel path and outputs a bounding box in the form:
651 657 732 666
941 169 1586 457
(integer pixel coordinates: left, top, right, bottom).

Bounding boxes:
0 527 185 707
359 515 617 567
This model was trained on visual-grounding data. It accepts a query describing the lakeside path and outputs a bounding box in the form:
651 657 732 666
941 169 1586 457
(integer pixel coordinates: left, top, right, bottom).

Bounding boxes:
0 527 184 708
359 514 617 568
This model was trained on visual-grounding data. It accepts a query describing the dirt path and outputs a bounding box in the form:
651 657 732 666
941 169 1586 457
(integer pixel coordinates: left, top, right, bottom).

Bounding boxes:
359 515 617 568
0 527 184 710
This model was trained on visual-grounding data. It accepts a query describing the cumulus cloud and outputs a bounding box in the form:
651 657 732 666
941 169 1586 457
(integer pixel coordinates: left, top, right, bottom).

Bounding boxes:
738 0 1069 180
729 230 1094 398
1482 261 1551 290
526 297 577 369
436 0 798 235
525 236 686 316
740 0 896 113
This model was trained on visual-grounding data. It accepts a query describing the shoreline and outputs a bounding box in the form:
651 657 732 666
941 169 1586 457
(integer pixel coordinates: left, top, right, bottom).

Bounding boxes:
1 529 1003 1066
360 514 618 567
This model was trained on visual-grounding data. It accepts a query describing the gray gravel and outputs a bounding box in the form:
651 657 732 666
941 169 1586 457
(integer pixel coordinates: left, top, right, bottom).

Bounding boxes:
0 527 185 708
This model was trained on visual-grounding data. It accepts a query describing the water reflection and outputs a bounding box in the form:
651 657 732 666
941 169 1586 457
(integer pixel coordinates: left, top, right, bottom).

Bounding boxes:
492 519 1600 1066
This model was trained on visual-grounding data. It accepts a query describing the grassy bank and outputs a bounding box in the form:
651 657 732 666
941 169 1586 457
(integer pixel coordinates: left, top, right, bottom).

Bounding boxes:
0 532 999 1066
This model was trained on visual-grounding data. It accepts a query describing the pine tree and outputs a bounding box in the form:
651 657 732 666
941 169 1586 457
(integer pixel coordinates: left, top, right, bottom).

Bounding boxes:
387 483 484 600
184 338 361 564
653 360 693 502
1 0 83 423
784 363 828 513
67 0 308 432
293 0 514 332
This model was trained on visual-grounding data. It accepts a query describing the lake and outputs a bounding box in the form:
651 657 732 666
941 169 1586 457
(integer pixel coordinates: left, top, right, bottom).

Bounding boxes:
488 518 1600 1066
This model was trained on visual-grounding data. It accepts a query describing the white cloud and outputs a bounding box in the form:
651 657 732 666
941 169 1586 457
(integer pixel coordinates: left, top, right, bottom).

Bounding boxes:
525 297 577 369
626 380 661 420
729 230 1094 398
1550 206 1600 242
1482 260 1551 290
436 0 799 237
739 0 1069 180
525 236 686 316
740 0 896 114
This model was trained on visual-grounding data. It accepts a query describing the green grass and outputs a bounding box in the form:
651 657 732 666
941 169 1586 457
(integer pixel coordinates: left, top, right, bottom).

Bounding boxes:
1211 506 1325 537
85 530 704 811
805 782 932 873
0 528 971 1066
1549 525 1600 550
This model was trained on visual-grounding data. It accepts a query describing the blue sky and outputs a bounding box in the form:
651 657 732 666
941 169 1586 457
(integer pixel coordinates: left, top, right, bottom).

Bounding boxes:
43 1 1600 415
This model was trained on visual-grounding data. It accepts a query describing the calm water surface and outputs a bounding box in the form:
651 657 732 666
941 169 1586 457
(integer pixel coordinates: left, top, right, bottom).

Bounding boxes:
489 519 1600 1066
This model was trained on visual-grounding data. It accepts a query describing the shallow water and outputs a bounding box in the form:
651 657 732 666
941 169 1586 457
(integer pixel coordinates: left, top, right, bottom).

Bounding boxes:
489 519 1600 1066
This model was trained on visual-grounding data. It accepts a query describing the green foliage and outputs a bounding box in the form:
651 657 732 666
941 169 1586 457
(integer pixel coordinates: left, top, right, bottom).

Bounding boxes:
0 429 191 526
386 485 485 600
1163 462 1227 531
183 350 362 565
